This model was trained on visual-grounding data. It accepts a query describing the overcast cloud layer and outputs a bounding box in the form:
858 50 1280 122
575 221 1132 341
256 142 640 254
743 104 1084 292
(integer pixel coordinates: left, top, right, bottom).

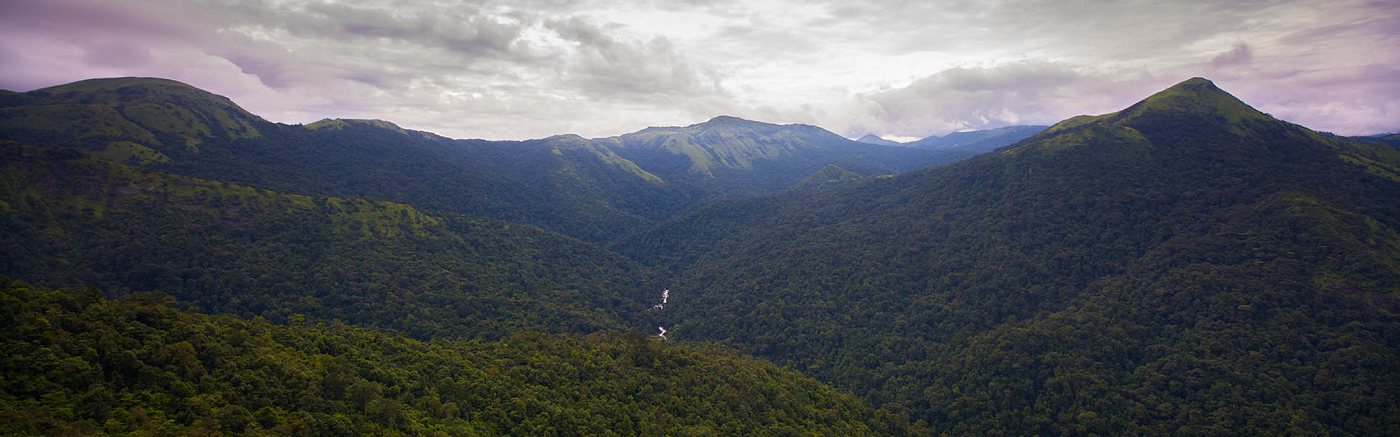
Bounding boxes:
1 0 1396 140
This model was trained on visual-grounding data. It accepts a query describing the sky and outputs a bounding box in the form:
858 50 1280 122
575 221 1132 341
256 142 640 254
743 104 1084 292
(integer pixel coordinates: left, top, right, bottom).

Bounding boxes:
1 0 1396 141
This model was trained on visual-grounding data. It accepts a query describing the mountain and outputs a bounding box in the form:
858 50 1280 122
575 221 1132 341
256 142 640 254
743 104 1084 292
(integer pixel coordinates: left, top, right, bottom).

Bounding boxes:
0 277 920 436
909 124 1047 152
0 77 264 163
0 145 662 339
602 116 959 197
618 78 1400 434
0 79 969 243
856 134 904 146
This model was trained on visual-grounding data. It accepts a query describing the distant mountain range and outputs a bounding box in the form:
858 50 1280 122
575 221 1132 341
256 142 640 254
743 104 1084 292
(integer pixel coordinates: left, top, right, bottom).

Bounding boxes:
907 124 1047 150
0 78 974 242
1350 132 1400 149
3 76 1397 436
856 124 1048 160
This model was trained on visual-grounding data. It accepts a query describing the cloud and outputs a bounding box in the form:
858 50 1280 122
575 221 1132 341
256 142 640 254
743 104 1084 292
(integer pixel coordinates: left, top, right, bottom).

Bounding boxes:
1211 43 1253 70
1214 63 1400 136
544 17 726 102
849 62 1169 137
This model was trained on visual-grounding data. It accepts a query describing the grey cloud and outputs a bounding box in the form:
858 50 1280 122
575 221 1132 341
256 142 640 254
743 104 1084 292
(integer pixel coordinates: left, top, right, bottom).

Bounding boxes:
545 17 726 102
856 62 1166 137
1211 43 1253 69
714 24 820 57
807 0 1296 59
1215 62 1400 136
293 1 526 57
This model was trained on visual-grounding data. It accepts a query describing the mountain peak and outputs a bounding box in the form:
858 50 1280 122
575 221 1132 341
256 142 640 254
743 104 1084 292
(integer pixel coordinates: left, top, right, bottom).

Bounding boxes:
691 115 777 129
305 118 408 135
706 115 751 124
31 76 201 94
23 77 250 113
0 77 266 156
856 134 903 146
1124 76 1269 123
1042 77 1271 137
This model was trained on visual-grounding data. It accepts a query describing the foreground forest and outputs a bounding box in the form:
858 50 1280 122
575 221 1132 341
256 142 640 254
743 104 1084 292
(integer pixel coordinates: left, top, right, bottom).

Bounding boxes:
0 277 917 436
2 77 1398 435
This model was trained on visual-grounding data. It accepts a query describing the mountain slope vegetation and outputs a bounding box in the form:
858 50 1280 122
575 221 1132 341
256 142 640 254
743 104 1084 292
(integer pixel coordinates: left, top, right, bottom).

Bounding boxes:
619 78 1400 434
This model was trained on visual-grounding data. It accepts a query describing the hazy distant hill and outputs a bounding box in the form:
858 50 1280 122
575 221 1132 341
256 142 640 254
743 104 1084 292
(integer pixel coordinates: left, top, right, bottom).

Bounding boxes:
856 133 904 146
908 124 1047 152
1350 132 1400 149
620 78 1400 434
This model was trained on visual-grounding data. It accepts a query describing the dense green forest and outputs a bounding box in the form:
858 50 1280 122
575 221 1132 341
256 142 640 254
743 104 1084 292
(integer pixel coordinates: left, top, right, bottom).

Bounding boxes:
0 277 918 436
620 78 1400 434
0 145 661 339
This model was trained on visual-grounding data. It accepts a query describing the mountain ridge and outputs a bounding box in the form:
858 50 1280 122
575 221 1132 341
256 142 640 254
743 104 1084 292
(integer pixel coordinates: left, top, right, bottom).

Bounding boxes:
0 77 985 242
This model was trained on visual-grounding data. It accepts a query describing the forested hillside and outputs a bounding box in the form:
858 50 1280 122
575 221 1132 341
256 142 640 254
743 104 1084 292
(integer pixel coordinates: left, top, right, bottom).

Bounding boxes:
0 277 919 436
620 78 1400 434
0 145 661 339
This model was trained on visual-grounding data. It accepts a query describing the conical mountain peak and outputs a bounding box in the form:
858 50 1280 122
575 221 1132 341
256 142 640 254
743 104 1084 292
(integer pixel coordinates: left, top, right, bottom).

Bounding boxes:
1041 77 1274 137
1122 77 1270 122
